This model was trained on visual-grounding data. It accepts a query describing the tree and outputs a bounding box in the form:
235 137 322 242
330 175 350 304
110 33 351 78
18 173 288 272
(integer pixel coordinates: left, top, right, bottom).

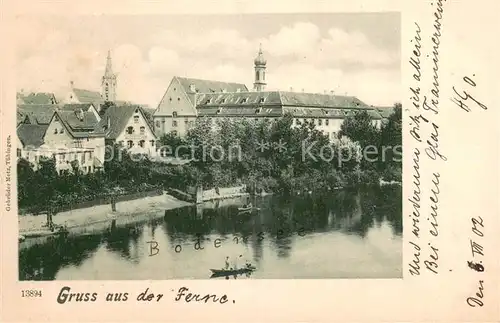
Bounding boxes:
339 110 381 148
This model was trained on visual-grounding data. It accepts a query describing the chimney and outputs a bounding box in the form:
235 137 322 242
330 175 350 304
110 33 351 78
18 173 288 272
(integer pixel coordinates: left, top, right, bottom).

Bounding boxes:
330 90 334 95
189 84 196 92
289 87 293 92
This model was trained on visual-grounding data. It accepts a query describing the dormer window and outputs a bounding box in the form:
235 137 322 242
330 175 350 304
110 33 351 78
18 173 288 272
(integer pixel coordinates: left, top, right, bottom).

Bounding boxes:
189 84 196 92
255 107 262 114
126 126 134 134
173 112 178 118
259 97 265 103
205 99 212 104
240 98 247 104
134 116 139 123
217 108 222 114
54 128 58 134
221 98 226 103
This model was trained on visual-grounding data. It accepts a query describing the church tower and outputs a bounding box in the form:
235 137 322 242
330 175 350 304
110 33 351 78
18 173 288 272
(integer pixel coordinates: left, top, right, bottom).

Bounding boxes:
253 44 267 92
101 50 117 102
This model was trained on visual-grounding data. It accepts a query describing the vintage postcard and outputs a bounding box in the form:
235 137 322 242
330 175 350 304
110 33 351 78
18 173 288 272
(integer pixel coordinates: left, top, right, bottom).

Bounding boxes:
0 0 498 322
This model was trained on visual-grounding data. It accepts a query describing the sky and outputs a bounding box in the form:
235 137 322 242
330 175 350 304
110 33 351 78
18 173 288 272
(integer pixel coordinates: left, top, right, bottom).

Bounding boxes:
15 13 400 107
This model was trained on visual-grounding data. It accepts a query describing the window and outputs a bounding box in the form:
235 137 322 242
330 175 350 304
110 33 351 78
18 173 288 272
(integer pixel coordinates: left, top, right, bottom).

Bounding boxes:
127 140 133 148
331 132 337 139
241 98 247 103
54 128 58 134
173 112 178 118
303 119 307 124
139 140 145 148
150 140 155 147
126 126 134 134
295 118 300 125
134 116 139 123
325 119 329 126
118 140 124 146
177 98 180 101
81 153 86 164
89 151 93 159
184 117 189 124
60 128 64 134
318 119 322 126
140 126 145 135
169 97 172 102
172 130 178 136
259 97 265 103
172 120 178 127
155 120 160 128
17 149 21 157
221 98 226 103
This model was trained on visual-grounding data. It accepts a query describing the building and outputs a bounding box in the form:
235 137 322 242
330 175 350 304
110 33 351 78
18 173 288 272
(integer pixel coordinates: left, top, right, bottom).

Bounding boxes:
101 50 117 102
96 105 157 155
16 123 96 175
153 46 384 139
64 81 105 106
44 108 106 173
17 91 58 105
153 77 248 137
17 104 58 125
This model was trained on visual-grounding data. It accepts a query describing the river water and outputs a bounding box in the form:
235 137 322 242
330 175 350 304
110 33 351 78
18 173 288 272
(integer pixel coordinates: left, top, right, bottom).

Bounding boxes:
19 186 402 280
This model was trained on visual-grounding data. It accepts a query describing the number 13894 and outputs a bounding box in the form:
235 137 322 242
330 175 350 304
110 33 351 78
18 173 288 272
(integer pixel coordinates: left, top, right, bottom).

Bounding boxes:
21 290 42 297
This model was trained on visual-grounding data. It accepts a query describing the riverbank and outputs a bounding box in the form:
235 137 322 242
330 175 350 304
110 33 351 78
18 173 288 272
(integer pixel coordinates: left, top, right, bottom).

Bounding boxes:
18 193 192 237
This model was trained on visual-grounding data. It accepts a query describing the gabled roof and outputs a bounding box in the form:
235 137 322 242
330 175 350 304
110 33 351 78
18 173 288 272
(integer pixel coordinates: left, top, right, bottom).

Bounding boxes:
52 110 103 138
96 105 157 140
17 92 57 104
175 76 248 94
17 104 58 125
17 124 48 148
278 92 370 109
72 88 104 104
59 103 96 112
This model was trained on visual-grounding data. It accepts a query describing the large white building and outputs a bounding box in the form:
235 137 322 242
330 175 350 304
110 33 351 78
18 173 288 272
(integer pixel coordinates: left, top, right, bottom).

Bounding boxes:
153 46 384 139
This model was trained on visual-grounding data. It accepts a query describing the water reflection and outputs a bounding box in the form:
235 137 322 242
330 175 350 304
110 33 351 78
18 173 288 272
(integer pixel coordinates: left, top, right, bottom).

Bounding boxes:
19 186 402 280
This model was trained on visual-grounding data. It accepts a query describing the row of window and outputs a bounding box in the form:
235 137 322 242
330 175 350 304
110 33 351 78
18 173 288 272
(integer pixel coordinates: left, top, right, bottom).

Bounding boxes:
126 126 147 135
119 140 156 149
295 118 336 126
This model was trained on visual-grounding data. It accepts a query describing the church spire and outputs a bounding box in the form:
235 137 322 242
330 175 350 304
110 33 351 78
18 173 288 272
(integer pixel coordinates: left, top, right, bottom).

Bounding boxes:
104 50 114 77
253 44 267 92
102 49 117 102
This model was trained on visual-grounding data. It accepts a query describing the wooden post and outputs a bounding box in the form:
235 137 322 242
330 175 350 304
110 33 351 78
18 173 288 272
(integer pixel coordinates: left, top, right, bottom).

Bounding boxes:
195 185 203 204
111 195 117 212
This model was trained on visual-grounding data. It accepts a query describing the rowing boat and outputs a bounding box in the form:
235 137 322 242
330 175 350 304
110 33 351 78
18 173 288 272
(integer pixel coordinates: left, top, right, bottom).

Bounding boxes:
237 206 260 212
210 266 256 278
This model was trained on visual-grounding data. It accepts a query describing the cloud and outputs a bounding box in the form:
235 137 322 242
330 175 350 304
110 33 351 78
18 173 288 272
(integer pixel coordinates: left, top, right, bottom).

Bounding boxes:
16 18 400 107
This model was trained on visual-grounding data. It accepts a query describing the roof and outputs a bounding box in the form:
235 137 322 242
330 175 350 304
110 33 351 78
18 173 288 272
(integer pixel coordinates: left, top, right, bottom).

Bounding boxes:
53 110 103 138
17 92 57 105
194 90 382 119
17 124 48 148
72 88 104 104
375 107 396 119
175 76 249 94
17 104 58 124
96 105 156 140
59 103 96 112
